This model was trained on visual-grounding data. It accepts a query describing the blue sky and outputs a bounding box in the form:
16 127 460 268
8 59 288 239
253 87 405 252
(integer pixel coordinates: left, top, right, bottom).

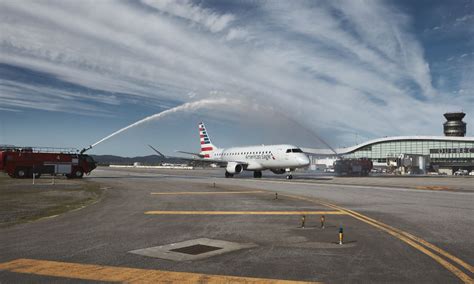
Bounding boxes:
0 0 473 156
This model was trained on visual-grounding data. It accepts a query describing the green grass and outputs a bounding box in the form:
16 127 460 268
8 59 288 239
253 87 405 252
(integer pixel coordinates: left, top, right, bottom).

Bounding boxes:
0 173 103 227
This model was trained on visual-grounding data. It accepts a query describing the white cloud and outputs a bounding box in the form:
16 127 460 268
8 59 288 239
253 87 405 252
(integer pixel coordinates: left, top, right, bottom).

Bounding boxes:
140 0 235 33
226 28 250 41
0 0 471 144
456 15 474 22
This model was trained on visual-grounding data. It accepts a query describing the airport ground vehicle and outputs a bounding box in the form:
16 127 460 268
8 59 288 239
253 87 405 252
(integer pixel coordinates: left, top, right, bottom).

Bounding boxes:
0 147 96 178
333 158 373 176
454 169 469 176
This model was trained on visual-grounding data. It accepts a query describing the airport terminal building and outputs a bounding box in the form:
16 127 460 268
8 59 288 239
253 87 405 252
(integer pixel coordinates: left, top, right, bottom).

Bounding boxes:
305 113 474 174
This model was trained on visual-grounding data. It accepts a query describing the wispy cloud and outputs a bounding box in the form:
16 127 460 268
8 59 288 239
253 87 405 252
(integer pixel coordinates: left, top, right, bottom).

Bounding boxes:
0 0 471 144
141 0 235 33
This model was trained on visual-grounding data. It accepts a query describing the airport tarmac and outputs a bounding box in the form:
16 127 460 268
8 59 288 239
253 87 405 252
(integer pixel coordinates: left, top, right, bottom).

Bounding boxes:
0 167 473 283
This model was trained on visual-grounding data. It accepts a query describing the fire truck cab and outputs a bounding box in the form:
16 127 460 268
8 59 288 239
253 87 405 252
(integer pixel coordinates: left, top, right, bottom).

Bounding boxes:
0 147 97 179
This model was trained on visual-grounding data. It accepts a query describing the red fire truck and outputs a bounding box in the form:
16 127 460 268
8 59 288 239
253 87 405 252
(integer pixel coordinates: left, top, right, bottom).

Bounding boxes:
0 147 96 179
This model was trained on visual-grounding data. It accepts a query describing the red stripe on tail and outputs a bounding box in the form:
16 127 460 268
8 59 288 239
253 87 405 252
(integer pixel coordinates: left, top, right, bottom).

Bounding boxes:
201 147 213 151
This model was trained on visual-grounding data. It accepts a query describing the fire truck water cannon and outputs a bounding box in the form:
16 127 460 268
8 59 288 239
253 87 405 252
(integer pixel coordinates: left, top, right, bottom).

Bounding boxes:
80 145 93 154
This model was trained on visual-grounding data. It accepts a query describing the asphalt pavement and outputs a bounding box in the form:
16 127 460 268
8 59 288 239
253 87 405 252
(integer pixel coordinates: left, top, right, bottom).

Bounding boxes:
0 167 472 283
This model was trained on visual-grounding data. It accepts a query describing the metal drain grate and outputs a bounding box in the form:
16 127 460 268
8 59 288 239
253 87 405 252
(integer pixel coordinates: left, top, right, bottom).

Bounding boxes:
170 244 222 255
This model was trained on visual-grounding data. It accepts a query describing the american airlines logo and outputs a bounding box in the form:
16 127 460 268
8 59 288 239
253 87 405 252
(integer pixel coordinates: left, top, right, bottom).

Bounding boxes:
245 153 275 160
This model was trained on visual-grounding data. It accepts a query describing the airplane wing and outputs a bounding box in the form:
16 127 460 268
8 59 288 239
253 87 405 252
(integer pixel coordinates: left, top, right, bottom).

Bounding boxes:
148 145 229 166
175 151 229 165
148 145 166 158
176 150 205 159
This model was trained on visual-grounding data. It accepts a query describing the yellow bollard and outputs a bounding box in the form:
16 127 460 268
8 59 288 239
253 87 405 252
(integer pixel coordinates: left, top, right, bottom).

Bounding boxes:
339 227 344 245
301 215 306 228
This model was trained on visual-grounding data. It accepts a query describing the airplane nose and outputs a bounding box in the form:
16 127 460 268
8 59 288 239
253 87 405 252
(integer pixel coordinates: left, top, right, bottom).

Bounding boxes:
298 155 310 166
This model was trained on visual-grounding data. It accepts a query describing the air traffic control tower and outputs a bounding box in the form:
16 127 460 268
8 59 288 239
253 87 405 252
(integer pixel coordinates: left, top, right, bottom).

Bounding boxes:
443 112 467 137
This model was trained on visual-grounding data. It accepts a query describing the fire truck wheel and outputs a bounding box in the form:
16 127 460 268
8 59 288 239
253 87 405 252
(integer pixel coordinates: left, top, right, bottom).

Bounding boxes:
15 168 27 178
73 169 84 178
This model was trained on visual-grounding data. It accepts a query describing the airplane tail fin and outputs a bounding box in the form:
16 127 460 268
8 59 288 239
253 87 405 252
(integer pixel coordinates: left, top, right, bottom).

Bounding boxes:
198 122 217 159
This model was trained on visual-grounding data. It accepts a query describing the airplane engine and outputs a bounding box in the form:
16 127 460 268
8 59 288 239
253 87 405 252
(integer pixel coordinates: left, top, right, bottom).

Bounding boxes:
270 169 286 174
226 162 243 174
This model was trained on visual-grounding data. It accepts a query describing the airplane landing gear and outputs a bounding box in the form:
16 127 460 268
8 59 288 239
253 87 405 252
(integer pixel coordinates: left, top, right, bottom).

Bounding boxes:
286 174 293 180
285 168 293 180
253 171 262 178
225 171 234 178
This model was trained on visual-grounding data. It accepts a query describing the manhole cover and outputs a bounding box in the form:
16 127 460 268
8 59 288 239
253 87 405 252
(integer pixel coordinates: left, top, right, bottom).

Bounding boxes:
170 244 222 255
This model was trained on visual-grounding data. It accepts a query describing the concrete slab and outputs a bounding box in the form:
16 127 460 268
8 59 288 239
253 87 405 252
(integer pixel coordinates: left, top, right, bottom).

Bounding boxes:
129 238 257 261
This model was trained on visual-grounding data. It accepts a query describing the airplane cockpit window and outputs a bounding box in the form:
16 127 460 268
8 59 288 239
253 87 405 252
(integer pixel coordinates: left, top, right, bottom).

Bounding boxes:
287 148 303 153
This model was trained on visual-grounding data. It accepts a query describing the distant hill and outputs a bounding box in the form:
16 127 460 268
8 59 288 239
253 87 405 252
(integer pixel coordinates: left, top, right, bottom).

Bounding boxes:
90 154 190 165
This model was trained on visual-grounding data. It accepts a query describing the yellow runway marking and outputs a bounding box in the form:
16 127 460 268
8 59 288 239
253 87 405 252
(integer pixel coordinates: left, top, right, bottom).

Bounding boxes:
0 258 317 283
282 194 473 283
145 210 345 215
415 186 451 191
151 191 265 195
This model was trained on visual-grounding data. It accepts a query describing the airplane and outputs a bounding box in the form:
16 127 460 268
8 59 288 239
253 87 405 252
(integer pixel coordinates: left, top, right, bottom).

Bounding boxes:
150 122 310 179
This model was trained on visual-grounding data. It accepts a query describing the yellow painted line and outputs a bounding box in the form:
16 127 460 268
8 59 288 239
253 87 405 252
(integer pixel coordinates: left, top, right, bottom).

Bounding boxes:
151 191 265 195
282 194 473 283
314 200 474 275
329 203 474 275
145 210 345 215
415 186 451 191
0 258 317 283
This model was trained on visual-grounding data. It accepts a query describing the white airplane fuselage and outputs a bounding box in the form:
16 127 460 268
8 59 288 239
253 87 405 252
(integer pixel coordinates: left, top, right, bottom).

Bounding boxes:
210 144 310 170
195 122 310 179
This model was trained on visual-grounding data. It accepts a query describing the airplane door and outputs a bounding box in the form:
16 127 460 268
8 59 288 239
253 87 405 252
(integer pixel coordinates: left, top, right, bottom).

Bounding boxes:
279 148 289 161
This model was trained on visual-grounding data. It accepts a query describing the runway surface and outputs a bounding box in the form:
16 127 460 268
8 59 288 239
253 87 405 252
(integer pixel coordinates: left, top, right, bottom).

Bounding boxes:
1 167 473 283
